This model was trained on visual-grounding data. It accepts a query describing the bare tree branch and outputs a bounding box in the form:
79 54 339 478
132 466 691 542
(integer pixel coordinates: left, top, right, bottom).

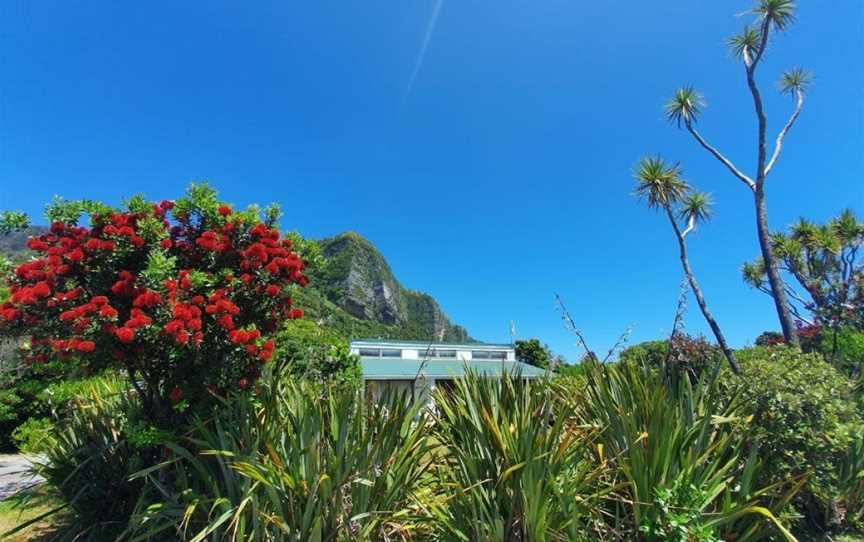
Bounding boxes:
748 18 772 73
765 89 805 176
685 122 756 190
554 293 598 362
681 214 696 239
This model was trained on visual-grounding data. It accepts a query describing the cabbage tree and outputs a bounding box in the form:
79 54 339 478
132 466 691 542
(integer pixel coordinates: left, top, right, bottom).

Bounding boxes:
665 0 811 347
635 157 741 374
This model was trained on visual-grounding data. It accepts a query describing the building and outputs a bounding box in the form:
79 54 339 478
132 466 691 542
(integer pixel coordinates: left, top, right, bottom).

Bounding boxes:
350 339 546 403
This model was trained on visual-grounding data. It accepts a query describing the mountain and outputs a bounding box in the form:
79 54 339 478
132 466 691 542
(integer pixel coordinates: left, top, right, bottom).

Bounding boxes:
1 227 471 342
302 232 472 342
0 226 47 263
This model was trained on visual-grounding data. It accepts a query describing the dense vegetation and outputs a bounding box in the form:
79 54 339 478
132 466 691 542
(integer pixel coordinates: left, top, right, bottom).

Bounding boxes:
10 350 844 541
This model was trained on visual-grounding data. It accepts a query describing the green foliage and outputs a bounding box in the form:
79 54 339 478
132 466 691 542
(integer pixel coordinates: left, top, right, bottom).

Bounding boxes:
555 362 587 379
429 371 609 541
665 86 704 127
128 377 434 541
718 346 864 531
619 340 669 366
19 378 157 541
515 338 552 368
0 360 112 452
618 335 721 379
0 211 29 235
11 417 53 454
744 210 864 330
839 434 864 531
633 156 690 209
577 358 797 541
273 318 361 385
819 327 864 377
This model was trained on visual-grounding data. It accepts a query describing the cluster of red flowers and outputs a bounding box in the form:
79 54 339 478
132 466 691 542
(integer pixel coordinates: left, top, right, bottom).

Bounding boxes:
101 213 145 247
52 337 96 353
0 194 309 402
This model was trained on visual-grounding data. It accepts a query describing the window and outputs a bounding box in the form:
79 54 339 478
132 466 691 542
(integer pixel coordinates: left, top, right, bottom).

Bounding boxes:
418 348 457 359
358 347 405 358
472 350 507 360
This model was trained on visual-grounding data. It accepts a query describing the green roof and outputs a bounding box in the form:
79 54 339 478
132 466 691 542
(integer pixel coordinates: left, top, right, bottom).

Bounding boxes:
360 358 546 380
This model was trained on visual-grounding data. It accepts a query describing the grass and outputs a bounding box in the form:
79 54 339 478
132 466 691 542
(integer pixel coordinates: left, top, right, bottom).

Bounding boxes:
0 487 64 542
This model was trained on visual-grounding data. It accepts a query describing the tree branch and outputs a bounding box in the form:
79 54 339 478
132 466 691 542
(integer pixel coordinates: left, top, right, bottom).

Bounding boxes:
754 284 813 325
765 89 805 176
686 122 755 190
749 18 772 73
681 215 696 239
746 17 772 185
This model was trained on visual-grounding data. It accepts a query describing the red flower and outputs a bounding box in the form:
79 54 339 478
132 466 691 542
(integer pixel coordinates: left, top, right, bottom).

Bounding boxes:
76 341 96 353
164 320 184 334
0 308 20 322
160 238 173 249
67 248 85 262
115 327 135 343
169 387 184 403
218 205 232 216
218 314 235 330
175 330 189 345
32 282 52 299
265 285 280 297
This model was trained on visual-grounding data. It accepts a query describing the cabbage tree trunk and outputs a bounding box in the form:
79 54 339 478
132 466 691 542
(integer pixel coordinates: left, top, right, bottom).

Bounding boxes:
665 205 741 374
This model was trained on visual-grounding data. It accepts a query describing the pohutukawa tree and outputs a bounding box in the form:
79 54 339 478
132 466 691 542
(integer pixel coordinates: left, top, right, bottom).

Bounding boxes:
634 156 742 374
665 0 810 347
0 184 309 425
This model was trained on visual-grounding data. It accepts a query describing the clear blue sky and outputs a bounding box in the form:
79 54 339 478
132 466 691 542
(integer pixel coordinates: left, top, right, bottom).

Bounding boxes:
1 1 862 361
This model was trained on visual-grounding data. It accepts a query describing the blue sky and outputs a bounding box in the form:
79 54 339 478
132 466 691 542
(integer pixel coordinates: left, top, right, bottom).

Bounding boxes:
1 1 862 361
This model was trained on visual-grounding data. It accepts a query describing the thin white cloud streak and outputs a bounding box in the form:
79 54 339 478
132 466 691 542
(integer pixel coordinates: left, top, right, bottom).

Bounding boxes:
402 0 443 106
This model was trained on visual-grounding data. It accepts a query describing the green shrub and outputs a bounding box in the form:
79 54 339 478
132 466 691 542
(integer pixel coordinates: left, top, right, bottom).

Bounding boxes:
3 371 116 453
838 434 864 531
11 417 53 454
719 345 864 531
618 334 721 379
274 318 361 386
818 327 864 377
28 378 159 541
0 343 104 452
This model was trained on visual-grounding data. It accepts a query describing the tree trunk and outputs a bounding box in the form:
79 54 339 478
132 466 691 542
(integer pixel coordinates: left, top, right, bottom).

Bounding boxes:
666 206 742 374
754 186 801 347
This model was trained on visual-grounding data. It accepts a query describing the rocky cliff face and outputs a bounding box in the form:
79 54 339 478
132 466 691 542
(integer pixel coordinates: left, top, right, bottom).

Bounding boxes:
316 232 470 342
